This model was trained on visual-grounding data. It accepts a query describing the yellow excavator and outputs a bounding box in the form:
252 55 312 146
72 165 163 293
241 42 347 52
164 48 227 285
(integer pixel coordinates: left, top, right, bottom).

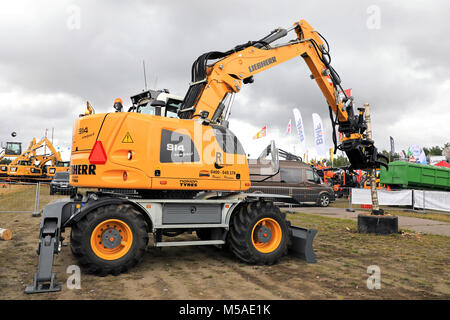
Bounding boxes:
6 137 69 182
26 19 388 293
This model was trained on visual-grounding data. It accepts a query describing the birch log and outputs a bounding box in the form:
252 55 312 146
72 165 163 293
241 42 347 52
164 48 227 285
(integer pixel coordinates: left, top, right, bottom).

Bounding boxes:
0 228 13 240
363 103 380 212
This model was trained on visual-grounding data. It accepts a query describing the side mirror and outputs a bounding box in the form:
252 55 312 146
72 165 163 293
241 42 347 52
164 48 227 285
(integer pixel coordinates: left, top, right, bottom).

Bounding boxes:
151 100 166 107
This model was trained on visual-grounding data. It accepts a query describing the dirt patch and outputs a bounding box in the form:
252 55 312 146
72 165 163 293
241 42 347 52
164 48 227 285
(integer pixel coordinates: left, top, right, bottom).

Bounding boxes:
0 184 29 195
0 187 449 300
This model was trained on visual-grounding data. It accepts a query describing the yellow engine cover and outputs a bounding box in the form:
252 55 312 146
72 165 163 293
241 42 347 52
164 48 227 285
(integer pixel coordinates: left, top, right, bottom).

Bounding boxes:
70 112 250 191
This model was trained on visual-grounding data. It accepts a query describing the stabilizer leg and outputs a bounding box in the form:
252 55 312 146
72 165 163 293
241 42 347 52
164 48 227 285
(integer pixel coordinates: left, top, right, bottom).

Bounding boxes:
25 223 62 294
24 199 76 294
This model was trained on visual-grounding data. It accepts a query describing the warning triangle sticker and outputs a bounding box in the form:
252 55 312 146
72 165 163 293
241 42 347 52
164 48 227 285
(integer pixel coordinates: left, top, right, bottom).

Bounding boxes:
122 132 134 143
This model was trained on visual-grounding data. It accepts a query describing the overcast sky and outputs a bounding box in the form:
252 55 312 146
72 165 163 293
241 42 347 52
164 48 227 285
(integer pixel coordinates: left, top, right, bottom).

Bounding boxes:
1 0 449 161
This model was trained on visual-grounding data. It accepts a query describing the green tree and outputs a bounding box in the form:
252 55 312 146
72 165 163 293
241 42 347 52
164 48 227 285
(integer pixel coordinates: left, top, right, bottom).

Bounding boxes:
380 149 390 159
332 155 350 167
423 146 442 156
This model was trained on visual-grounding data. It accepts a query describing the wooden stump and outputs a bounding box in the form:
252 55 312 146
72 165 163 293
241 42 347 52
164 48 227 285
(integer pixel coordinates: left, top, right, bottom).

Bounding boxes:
0 228 13 240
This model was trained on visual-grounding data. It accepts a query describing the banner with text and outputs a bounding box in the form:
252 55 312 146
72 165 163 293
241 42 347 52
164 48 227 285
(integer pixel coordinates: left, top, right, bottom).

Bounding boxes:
293 108 306 155
312 113 326 158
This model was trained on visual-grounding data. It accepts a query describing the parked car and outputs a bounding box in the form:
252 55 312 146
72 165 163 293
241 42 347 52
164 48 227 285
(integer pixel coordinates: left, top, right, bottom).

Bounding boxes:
50 172 77 195
248 159 335 207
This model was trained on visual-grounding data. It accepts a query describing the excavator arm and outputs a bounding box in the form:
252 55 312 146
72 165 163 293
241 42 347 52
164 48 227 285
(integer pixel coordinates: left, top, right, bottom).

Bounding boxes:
10 138 37 165
178 19 388 171
10 137 62 166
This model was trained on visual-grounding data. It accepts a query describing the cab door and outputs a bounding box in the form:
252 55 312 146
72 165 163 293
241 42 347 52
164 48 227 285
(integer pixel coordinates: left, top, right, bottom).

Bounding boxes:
303 169 323 202
279 167 306 203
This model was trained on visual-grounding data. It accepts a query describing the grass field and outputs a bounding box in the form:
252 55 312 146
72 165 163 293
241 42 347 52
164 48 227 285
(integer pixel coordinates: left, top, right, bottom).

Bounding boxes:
0 185 449 300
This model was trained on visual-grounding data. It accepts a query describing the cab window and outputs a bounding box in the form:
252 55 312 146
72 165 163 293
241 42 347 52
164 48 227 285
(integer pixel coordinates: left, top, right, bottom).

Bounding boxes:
306 170 322 184
166 98 182 118
136 98 182 118
137 104 159 116
5 142 21 155
280 168 302 183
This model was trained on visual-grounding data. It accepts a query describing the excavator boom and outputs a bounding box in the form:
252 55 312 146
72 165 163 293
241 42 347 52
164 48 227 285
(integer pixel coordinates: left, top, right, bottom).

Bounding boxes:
178 19 387 171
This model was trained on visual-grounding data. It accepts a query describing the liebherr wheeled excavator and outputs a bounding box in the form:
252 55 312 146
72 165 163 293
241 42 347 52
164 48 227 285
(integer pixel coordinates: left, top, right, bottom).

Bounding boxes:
26 19 388 293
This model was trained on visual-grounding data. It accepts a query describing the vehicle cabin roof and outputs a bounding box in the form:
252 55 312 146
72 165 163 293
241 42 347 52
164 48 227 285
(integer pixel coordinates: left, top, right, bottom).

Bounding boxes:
249 159 312 177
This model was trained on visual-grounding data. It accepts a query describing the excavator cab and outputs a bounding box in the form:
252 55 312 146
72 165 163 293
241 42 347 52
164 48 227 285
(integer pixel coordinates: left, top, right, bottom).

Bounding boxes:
2 142 22 156
136 98 182 118
129 89 183 118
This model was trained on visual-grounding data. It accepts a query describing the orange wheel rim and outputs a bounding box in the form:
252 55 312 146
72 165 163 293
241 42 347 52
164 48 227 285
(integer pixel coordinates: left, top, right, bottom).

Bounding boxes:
90 219 133 260
251 218 282 253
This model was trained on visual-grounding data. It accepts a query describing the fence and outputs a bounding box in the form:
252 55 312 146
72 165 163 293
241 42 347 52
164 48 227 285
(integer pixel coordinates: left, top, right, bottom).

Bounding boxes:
2 180 449 214
350 188 450 213
0 181 47 216
412 190 450 212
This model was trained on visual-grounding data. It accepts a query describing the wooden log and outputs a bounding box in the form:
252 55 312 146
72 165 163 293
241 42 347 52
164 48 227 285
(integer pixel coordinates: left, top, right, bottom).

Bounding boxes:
364 103 381 212
0 228 13 240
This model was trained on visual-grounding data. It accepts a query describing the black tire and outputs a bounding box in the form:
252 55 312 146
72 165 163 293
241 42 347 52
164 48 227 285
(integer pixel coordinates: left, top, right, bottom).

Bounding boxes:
317 193 330 207
229 201 290 265
70 204 149 276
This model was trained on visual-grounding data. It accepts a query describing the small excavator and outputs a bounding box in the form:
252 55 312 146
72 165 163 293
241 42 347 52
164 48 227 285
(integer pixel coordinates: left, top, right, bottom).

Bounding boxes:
26 19 388 293
6 137 69 182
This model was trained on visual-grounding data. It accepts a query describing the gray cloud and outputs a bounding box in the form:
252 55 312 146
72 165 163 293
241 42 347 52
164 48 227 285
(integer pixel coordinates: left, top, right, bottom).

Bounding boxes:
0 0 449 159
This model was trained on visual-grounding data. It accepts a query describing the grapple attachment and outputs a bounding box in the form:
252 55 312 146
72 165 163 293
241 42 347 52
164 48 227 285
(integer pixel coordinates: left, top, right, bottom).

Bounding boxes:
341 138 389 171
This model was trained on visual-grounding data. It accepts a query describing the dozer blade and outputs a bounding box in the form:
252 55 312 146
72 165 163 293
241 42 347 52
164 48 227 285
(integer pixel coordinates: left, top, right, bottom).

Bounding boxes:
288 225 317 263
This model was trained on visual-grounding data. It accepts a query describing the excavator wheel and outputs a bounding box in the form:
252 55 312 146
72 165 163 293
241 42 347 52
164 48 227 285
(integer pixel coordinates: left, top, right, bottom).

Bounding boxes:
70 204 149 276
229 201 290 265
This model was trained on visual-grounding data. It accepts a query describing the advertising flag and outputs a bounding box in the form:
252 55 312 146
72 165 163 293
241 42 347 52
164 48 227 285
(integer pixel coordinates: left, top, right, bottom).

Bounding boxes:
344 88 352 97
408 144 427 164
252 126 267 139
293 108 307 155
339 88 352 101
285 119 292 136
329 147 334 164
312 113 327 158
390 136 395 157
